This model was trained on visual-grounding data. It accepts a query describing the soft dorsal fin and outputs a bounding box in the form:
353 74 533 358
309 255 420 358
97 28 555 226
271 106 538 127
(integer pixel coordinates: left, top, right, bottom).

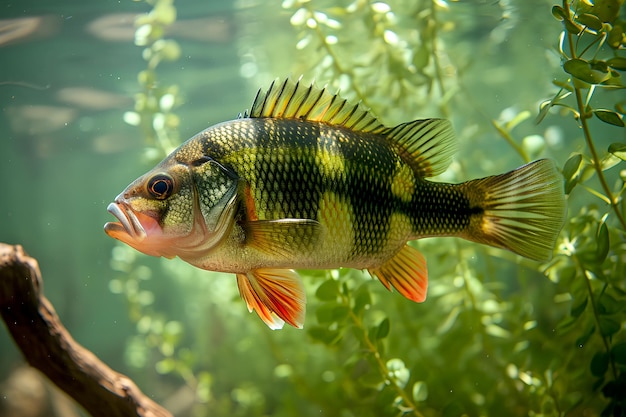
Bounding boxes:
247 77 387 134
246 77 457 178
382 118 457 178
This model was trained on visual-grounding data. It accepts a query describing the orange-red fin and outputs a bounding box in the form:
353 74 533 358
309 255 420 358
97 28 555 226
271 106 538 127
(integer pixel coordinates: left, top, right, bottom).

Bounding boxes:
236 269 306 329
367 245 428 302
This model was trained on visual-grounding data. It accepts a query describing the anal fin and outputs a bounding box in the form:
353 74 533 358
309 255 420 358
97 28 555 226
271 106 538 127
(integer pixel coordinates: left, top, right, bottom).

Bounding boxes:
236 269 306 329
368 245 428 302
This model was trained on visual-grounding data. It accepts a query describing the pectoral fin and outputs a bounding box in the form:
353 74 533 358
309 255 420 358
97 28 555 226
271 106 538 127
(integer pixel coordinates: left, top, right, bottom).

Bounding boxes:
236 269 306 329
246 219 322 259
368 245 428 302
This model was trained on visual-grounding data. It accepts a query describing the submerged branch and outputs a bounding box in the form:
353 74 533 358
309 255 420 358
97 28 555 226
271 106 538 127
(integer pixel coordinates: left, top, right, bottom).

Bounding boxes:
0 243 173 417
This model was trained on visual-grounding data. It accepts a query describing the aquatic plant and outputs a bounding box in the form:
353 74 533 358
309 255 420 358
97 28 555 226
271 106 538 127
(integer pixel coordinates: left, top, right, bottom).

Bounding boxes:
109 1 625 416
541 1 626 415
110 0 213 406
279 0 457 122
273 2 626 415
123 0 182 160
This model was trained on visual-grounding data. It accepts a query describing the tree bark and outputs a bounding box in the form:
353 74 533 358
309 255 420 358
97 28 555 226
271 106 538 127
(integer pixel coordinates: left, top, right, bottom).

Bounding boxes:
0 243 173 417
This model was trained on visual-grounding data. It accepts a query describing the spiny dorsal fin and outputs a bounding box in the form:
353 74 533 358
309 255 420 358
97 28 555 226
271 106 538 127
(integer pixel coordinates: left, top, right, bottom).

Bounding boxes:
248 77 386 134
383 118 457 178
248 77 457 178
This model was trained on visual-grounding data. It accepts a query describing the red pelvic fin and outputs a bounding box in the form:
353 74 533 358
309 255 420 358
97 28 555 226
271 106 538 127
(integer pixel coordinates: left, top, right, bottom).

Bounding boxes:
236 269 306 329
368 245 428 302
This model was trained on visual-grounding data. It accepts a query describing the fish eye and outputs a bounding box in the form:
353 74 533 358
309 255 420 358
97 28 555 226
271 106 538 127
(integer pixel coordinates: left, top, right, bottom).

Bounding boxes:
147 174 174 200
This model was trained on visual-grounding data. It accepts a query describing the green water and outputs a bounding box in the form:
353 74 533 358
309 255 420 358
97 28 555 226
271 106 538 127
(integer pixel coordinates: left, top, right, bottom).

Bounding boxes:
1 1 625 416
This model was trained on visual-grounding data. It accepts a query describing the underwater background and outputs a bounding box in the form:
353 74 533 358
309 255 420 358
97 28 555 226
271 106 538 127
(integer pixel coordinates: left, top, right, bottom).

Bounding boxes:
1 0 625 416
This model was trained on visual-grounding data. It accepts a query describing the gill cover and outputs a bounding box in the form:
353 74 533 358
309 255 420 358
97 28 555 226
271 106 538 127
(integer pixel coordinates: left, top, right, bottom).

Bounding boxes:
189 156 240 245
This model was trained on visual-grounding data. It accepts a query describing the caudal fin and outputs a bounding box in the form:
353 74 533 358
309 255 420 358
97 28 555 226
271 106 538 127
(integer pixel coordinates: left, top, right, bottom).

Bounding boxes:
461 159 566 262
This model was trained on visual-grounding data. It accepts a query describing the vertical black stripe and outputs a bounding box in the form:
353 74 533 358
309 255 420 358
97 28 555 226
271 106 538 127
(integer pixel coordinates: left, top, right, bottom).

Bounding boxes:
251 119 324 220
335 129 398 256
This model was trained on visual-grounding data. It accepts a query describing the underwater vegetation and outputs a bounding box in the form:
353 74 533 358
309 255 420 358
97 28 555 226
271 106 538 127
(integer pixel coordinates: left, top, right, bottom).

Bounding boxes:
107 0 626 416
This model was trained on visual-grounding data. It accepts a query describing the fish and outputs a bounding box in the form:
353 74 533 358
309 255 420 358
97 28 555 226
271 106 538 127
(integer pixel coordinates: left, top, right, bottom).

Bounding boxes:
104 77 566 330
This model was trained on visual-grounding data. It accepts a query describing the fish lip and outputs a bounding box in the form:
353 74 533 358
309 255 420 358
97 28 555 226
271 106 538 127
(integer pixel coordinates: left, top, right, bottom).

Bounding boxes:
104 202 147 241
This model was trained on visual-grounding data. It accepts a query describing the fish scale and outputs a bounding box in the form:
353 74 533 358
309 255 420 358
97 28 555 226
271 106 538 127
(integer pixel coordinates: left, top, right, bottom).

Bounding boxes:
215 118 410 258
105 77 566 329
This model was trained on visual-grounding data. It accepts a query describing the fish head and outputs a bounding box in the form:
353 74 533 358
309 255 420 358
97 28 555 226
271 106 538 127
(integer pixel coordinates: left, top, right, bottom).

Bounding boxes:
104 152 239 259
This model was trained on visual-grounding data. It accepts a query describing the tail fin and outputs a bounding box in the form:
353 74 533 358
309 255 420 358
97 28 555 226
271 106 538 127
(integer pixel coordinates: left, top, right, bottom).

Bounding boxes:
460 159 566 262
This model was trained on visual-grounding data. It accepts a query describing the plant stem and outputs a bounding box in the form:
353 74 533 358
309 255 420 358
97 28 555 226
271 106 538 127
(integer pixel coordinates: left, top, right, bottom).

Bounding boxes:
342 292 425 417
304 4 374 109
577 259 618 380
491 120 531 163
428 1 445 96
562 1 626 231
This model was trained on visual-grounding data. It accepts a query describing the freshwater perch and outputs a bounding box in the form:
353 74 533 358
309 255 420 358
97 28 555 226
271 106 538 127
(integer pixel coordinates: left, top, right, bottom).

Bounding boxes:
105 78 566 329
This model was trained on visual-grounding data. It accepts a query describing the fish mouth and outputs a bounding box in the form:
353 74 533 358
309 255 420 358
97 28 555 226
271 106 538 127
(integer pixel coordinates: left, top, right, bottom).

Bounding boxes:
104 202 148 242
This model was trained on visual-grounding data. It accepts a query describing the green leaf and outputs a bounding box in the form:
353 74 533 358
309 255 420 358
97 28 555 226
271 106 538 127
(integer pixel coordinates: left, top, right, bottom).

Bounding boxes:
536 100 553 125
485 324 512 338
536 88 573 124
598 293 624 315
376 318 390 339
571 296 588 318
412 381 429 402
359 368 384 388
564 18 584 34
308 325 341 345
611 342 626 365
552 79 574 91
505 110 531 131
563 153 583 194
594 109 625 127
196 371 212 403
589 0 621 24
599 317 620 337
607 56 626 70
332 305 350 321
575 323 596 346
600 152 622 171
316 303 337 324
541 396 556 414
316 303 350 324
590 351 609 377
316 279 339 301
155 357 176 374
578 13 604 31
386 358 410 388
608 24 623 48
353 284 371 313
564 58 611 84
412 44 430 69
437 305 461 334
608 142 626 161
563 153 583 181
442 402 465 417
596 221 610 261
558 265 577 287
551 5 566 21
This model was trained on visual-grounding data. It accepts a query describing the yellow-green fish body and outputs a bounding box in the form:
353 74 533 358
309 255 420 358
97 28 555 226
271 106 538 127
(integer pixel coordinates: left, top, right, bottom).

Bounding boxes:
105 78 566 329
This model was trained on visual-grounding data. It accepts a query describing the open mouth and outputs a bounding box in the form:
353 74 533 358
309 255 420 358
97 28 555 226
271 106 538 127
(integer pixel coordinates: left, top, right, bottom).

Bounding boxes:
104 202 147 241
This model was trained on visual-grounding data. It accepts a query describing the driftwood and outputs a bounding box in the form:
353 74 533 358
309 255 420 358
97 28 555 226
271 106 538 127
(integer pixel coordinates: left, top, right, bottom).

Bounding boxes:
0 243 173 417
